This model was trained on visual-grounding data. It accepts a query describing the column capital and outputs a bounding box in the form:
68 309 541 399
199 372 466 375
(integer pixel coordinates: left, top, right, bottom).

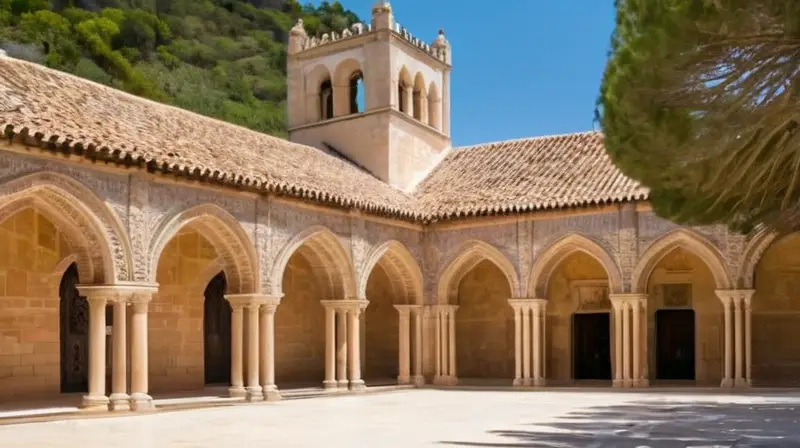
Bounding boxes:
394 304 418 315
508 297 547 310
715 289 754 304
225 293 280 309
78 283 159 304
321 299 368 312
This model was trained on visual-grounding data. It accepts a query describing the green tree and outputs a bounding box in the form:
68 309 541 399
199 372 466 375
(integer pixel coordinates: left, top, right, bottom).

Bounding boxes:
19 9 80 67
598 0 800 233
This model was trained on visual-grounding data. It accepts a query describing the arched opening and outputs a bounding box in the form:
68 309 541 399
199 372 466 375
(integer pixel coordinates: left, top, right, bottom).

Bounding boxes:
60 262 89 394
151 228 223 393
398 66 412 114
752 232 800 386
643 247 721 385
545 252 612 383
349 70 364 114
319 78 333 120
412 73 426 121
456 260 514 381
271 227 356 388
360 242 423 385
203 271 231 385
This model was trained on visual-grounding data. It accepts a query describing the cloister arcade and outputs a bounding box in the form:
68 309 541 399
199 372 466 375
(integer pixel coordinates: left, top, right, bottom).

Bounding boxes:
1 174 800 413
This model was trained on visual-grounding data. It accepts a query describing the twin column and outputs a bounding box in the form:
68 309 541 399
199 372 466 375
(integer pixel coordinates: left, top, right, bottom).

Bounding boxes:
610 294 647 388
77 284 158 412
321 300 368 392
433 305 458 385
716 289 754 388
394 305 424 385
225 294 283 402
508 298 547 387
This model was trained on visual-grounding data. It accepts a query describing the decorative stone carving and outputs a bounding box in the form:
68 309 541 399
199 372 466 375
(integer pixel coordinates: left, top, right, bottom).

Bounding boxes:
573 283 610 312
661 283 692 308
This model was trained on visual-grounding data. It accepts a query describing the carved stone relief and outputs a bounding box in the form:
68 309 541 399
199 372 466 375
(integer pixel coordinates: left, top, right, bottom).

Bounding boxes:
570 280 611 312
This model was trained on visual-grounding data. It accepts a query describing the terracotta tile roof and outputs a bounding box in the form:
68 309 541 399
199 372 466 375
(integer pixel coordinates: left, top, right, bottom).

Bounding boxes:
0 56 418 219
413 132 649 220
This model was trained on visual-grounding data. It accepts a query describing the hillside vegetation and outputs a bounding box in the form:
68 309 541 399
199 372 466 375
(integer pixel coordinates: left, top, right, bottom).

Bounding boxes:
0 0 361 137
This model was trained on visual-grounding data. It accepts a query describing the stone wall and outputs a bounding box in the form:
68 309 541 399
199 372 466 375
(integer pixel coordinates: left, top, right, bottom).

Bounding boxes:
0 209 69 399
150 228 219 393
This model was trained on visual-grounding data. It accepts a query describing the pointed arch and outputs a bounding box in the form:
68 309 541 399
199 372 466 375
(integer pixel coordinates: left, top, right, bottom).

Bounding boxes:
412 72 426 121
149 204 258 294
0 172 133 283
738 227 779 288
631 228 732 293
437 240 520 304
427 81 441 129
333 58 364 115
528 233 622 298
398 65 412 113
270 225 356 299
358 240 423 305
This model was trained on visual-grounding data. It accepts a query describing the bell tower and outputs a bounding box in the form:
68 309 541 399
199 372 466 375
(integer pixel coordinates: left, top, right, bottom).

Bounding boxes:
286 1 452 191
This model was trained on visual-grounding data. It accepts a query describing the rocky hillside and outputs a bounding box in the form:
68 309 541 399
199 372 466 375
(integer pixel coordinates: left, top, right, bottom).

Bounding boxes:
0 0 360 136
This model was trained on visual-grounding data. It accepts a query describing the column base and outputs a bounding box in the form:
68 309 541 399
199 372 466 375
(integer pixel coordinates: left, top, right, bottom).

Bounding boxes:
397 375 412 385
612 379 625 388
633 378 649 388
80 394 110 412
129 392 154 411
434 375 458 386
229 385 247 398
323 380 339 391
109 393 131 412
337 379 349 389
412 375 425 387
734 378 750 388
348 379 366 392
262 386 282 402
531 378 546 388
245 386 264 402
720 378 734 388
512 377 524 387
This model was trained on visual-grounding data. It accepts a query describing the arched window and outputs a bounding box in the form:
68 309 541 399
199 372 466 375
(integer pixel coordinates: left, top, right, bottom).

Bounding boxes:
398 81 408 114
319 79 333 120
349 70 364 114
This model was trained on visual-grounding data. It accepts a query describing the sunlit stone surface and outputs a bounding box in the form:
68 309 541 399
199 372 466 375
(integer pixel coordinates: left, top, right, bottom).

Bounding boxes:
2 390 800 447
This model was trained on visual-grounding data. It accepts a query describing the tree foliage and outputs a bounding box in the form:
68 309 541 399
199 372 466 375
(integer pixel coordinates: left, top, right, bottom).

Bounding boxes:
0 0 361 137
598 0 800 233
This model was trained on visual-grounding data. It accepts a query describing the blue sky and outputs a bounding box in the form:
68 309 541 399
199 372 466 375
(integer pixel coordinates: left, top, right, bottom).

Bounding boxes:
312 0 616 146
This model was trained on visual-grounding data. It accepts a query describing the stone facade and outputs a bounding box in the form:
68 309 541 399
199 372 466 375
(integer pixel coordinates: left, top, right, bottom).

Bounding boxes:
1 1 798 414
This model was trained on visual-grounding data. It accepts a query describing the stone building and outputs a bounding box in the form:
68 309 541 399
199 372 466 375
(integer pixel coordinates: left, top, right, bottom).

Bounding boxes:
0 2 798 413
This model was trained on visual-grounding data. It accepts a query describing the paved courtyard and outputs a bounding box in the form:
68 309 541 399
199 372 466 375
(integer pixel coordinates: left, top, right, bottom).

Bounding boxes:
2 389 800 447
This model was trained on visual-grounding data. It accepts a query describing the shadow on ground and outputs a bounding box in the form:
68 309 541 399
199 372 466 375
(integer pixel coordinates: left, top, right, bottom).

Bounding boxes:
439 398 800 447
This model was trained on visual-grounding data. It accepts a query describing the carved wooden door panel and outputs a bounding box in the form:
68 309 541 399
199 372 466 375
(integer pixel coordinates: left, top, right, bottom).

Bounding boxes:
204 272 231 385
60 263 89 393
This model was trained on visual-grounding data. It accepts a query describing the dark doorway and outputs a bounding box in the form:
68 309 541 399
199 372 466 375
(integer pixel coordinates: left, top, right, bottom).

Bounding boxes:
60 263 89 393
656 309 695 380
204 272 231 385
572 313 612 380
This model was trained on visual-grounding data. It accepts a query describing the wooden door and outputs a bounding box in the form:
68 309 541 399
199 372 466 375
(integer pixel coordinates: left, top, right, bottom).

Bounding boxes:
572 313 612 380
60 263 89 393
204 272 231 385
656 309 695 380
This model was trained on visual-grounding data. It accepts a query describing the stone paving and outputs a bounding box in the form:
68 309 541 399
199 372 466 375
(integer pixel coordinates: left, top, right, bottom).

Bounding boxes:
2 389 800 447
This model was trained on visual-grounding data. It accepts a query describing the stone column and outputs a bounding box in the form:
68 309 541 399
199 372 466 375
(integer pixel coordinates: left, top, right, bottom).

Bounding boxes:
733 295 744 386
744 291 754 387
717 290 734 388
434 306 443 382
509 301 522 386
347 301 367 391
322 302 337 390
522 304 531 385
226 299 246 398
412 306 424 386
632 299 641 387
336 307 349 388
622 301 631 386
260 297 281 401
129 293 154 410
403 85 413 115
394 305 412 384
77 287 110 411
448 305 458 384
245 301 263 401
110 295 129 411
610 295 625 388
532 299 546 387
